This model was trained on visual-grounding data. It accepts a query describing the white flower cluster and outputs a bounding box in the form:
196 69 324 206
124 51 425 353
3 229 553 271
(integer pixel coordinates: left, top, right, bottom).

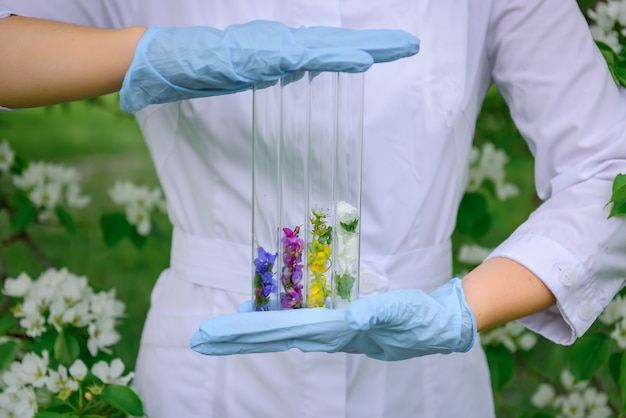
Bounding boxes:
466 142 520 201
109 180 167 235
480 321 538 352
457 243 493 265
3 268 125 356
12 161 90 221
588 0 626 53
531 370 612 418
0 351 133 418
335 201 359 278
598 294 626 348
0 140 15 173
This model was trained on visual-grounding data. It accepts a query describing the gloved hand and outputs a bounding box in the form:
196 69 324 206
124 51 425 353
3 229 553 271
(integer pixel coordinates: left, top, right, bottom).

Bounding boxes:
190 278 477 361
120 20 420 113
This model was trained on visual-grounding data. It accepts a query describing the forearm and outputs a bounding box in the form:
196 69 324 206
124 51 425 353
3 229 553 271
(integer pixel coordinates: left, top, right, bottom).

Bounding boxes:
462 256 556 332
0 15 145 108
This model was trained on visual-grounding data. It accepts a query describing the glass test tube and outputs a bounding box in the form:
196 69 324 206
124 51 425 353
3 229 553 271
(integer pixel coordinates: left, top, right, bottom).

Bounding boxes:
252 71 364 310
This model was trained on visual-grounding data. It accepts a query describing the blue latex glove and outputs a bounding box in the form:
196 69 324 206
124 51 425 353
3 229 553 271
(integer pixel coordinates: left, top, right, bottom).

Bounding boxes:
190 279 477 361
120 20 420 113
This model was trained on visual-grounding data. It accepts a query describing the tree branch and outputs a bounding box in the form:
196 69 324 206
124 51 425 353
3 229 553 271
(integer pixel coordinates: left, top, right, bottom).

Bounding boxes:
3 230 55 269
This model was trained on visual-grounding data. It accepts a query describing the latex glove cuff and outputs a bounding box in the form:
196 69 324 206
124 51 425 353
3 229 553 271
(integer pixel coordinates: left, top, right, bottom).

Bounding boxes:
344 278 477 360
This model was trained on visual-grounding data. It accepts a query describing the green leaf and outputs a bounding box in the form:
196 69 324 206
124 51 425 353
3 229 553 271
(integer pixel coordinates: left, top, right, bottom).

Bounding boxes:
335 273 355 301
596 41 621 85
578 0 597 12
609 352 623 386
455 192 492 238
30 329 59 357
53 330 81 367
44 397 72 412
318 226 333 246
596 41 617 68
484 344 515 392
11 198 38 232
621 353 626 414
611 174 626 198
100 213 132 248
339 219 359 233
0 312 17 334
101 384 145 417
609 199 626 218
0 340 19 372
128 227 148 249
8 154 28 175
55 207 76 234
34 412 63 418
608 174 626 218
614 64 626 87
569 333 611 382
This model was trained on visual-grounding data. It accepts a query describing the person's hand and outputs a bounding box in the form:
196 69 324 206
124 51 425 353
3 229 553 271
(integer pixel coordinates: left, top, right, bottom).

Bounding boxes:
190 279 476 361
120 20 420 113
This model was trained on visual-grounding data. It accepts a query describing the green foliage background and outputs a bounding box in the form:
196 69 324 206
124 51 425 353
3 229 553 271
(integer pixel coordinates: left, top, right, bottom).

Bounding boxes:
2 1 626 413
0 97 171 370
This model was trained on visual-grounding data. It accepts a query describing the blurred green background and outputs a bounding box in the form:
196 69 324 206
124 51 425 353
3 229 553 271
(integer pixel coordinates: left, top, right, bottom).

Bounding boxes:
0 96 172 370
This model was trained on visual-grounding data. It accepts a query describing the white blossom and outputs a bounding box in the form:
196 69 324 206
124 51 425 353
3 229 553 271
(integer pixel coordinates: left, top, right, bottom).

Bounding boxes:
87 317 121 356
336 200 359 226
19 314 46 338
108 180 166 236
588 0 626 53
65 183 90 208
2 362 27 390
5 268 126 356
334 201 360 278
495 182 521 200
609 318 626 349
559 392 587 418
16 352 49 389
0 386 37 418
457 244 492 265
531 383 557 408
583 387 612 418
12 161 90 214
590 25 622 52
517 332 538 351
466 142 519 201
335 231 359 277
480 321 537 352
89 288 125 319
45 365 79 393
126 204 151 235
561 369 588 392
599 294 626 325
69 360 88 381
588 1 622 30
28 183 62 210
91 359 134 385
0 140 15 172
2 273 32 298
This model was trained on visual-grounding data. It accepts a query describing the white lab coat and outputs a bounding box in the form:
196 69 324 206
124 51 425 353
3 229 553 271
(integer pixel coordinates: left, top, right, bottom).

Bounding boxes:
3 1 626 417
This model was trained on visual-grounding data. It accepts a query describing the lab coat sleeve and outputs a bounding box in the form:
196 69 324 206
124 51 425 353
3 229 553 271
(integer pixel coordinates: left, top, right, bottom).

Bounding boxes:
0 4 12 19
486 0 626 345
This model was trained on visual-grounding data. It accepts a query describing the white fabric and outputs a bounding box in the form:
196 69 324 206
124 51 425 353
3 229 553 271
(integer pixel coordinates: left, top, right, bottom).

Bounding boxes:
4 0 626 417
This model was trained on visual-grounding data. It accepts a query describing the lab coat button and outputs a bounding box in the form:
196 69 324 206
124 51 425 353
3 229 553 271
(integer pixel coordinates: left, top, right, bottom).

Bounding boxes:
360 271 378 294
559 268 577 287
578 301 595 321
